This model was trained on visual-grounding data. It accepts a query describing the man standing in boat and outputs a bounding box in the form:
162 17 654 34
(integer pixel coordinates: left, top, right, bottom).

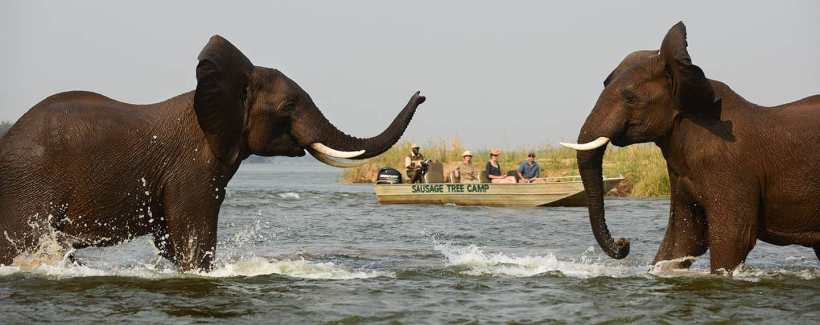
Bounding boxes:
517 152 541 183
405 144 425 183
453 151 479 183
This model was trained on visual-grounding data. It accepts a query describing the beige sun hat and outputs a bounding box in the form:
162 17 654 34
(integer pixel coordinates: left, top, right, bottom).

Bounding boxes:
462 150 473 157
411 143 420 148
490 148 501 156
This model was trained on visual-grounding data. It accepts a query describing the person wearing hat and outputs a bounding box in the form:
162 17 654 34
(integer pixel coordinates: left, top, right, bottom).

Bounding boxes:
453 150 478 183
516 152 541 183
404 143 425 182
486 149 516 183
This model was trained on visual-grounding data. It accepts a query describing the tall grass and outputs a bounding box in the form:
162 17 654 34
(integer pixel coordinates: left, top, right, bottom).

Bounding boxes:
341 139 669 197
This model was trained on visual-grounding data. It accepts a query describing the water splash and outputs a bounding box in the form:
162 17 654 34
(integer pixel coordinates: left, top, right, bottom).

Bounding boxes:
203 257 392 279
2 224 390 281
6 214 78 272
730 264 820 281
646 256 820 281
433 241 641 278
432 240 819 281
0 255 392 280
277 192 301 200
649 256 701 275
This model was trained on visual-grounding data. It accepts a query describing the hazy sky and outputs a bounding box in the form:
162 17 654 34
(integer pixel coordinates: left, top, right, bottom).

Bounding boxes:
2 1 819 149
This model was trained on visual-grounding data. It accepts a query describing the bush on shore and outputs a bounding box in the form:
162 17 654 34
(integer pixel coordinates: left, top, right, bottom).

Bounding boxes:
340 139 669 197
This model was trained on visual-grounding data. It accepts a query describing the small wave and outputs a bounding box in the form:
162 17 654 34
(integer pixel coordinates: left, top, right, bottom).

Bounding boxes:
730 264 820 281
0 256 392 280
648 256 702 276
434 241 639 278
0 261 180 279
648 266 819 281
277 192 301 199
204 257 393 279
647 257 820 281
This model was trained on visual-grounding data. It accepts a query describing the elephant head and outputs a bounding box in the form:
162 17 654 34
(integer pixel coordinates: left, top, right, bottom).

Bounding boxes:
194 35 425 167
561 22 719 259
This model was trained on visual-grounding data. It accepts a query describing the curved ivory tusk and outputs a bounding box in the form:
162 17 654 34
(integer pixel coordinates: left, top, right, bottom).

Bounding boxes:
560 137 610 151
309 143 365 159
308 149 369 168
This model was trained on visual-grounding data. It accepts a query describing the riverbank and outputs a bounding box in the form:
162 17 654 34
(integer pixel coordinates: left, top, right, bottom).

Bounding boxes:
340 139 669 197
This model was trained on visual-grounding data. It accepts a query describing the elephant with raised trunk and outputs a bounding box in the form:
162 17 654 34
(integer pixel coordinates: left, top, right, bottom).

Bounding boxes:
0 36 426 271
562 22 820 273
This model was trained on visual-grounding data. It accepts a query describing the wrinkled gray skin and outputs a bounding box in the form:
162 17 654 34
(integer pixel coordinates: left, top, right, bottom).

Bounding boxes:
0 36 425 271
575 22 820 273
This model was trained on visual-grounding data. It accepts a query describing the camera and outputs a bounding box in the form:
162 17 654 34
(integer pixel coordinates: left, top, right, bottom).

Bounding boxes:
411 159 433 184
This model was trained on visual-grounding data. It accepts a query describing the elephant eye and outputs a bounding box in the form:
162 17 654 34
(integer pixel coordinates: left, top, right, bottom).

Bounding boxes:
621 89 639 105
278 100 296 112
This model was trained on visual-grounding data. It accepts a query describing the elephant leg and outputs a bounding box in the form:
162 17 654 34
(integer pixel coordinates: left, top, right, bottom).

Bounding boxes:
0 241 13 266
653 206 708 269
705 193 759 274
162 206 218 272
0 221 39 266
160 182 223 273
0 226 17 265
814 245 820 261
653 176 707 269
152 229 175 262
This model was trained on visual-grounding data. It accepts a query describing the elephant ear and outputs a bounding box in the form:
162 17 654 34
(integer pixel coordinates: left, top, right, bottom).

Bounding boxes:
194 35 254 165
660 22 719 116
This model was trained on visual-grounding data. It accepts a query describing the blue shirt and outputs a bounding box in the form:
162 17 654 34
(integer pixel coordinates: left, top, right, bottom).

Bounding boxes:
517 160 540 178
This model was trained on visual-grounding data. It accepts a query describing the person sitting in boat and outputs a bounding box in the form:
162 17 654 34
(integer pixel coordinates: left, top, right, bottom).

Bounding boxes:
405 143 425 182
486 149 516 183
453 150 478 183
516 152 540 183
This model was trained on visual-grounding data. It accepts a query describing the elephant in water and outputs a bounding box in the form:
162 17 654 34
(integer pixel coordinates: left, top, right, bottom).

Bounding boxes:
0 36 426 271
561 22 820 273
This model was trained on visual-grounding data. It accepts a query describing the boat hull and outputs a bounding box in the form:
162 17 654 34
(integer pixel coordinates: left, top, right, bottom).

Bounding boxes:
373 177 624 207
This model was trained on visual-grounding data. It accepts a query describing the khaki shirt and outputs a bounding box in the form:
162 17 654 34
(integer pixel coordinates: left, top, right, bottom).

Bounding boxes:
405 152 425 170
456 162 478 183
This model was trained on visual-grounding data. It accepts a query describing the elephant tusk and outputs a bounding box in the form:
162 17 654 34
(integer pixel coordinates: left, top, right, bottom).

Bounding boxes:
560 137 610 151
309 143 365 159
308 149 369 168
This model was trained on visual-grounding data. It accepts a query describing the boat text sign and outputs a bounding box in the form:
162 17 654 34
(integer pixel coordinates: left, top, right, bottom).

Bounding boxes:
410 183 491 193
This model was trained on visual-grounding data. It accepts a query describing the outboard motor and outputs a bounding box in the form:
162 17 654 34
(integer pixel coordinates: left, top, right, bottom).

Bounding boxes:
376 167 403 184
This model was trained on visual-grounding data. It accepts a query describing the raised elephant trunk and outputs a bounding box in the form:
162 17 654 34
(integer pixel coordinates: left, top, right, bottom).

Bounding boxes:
293 92 424 162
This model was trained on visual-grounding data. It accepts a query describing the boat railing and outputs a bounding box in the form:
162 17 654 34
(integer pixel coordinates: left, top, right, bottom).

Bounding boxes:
535 174 624 183
376 175 624 185
538 176 582 182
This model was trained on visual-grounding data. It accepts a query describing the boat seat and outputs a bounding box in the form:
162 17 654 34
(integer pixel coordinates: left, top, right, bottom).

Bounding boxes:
426 161 444 183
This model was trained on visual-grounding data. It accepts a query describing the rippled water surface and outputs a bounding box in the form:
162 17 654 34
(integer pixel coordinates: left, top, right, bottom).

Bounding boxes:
2 162 819 324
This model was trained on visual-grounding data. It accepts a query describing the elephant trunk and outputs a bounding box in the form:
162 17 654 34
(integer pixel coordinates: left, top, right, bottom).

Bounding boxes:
573 114 630 259
578 146 630 259
292 92 425 160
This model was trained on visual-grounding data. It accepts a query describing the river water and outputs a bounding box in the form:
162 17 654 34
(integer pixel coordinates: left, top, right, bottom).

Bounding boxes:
1 162 818 324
